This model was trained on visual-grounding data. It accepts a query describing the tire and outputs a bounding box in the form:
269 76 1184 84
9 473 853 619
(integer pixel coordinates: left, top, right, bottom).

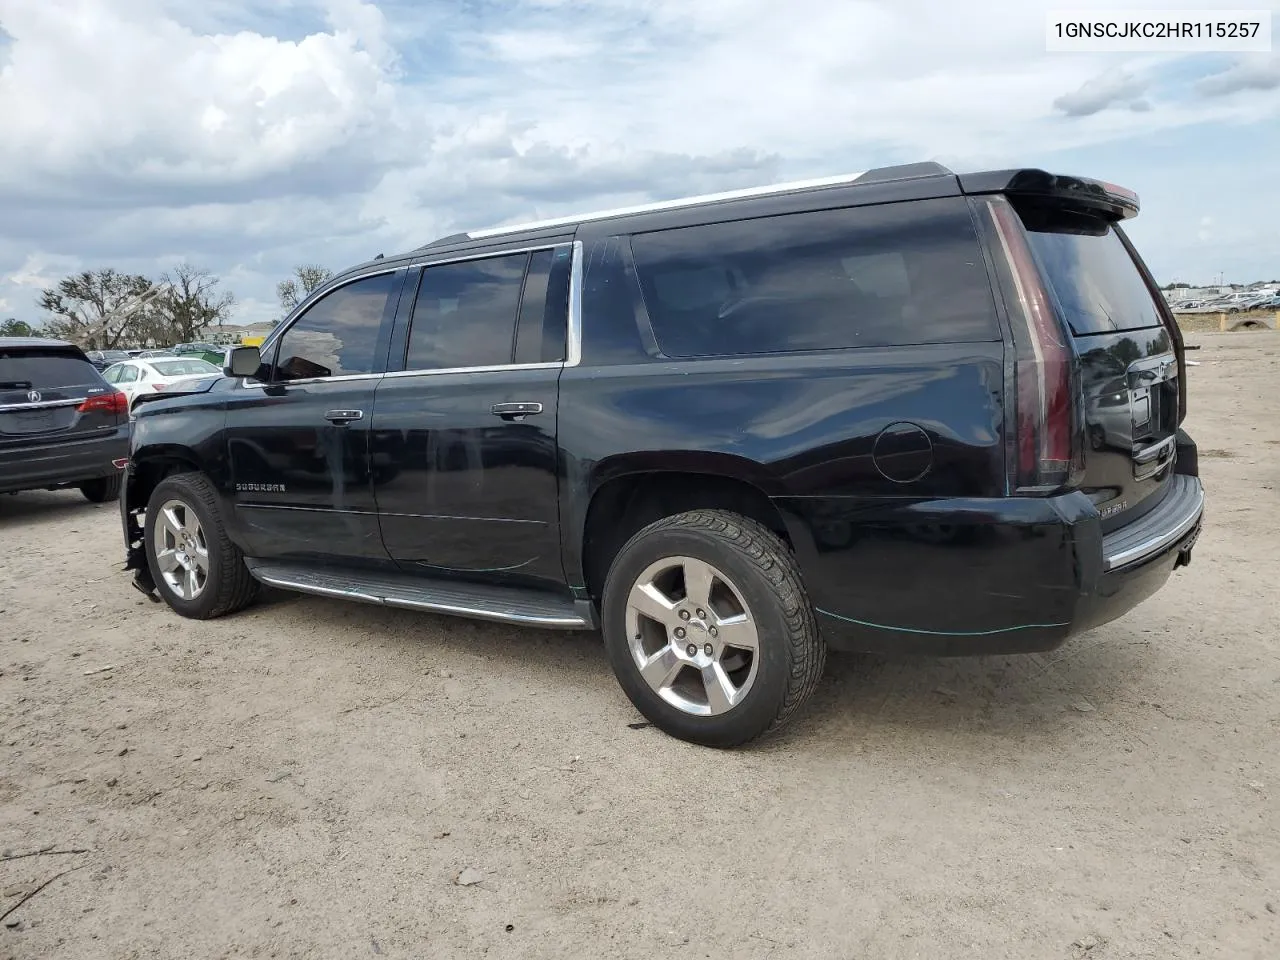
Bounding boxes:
79 473 122 503
143 472 258 619
600 509 825 748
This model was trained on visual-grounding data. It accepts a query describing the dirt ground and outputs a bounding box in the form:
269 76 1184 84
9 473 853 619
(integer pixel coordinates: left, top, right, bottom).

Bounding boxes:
2 331 1278 960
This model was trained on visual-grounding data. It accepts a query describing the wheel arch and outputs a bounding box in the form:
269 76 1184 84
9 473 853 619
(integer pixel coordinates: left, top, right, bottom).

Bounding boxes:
125 445 204 514
578 463 796 608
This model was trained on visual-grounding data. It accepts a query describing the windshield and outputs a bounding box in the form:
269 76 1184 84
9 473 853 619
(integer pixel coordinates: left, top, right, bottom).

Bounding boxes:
150 358 219 377
1023 222 1164 335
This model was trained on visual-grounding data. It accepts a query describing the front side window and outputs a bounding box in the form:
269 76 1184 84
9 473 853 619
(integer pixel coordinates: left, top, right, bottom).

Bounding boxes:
405 252 529 371
271 272 400 381
628 197 1000 357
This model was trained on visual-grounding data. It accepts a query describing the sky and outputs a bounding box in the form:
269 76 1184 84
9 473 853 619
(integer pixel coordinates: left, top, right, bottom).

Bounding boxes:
0 0 1277 326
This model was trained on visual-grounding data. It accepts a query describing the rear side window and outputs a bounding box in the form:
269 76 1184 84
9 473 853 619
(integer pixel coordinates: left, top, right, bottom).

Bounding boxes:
0 348 101 389
513 246 572 364
628 197 999 358
1020 216 1164 335
405 252 528 371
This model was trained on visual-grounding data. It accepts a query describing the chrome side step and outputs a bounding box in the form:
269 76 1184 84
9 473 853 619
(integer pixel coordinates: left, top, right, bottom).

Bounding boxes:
244 560 596 630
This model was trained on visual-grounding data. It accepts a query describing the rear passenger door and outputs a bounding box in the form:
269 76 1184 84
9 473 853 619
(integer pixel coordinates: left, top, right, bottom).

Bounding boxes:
370 243 572 590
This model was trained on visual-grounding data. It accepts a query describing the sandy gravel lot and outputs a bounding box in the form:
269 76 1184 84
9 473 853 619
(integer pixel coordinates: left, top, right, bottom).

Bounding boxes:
2 331 1278 960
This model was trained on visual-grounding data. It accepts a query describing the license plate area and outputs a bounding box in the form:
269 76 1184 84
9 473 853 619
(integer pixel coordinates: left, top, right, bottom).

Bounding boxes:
4 409 58 434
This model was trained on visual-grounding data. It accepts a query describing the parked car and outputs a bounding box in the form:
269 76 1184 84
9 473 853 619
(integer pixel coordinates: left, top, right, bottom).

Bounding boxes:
137 349 176 359
1174 300 1225 314
101 356 223 411
118 163 1204 747
85 349 133 372
173 342 227 365
1 337 130 502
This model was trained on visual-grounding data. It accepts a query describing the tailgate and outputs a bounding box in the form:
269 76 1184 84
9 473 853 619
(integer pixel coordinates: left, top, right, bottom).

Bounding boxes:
1020 214 1180 531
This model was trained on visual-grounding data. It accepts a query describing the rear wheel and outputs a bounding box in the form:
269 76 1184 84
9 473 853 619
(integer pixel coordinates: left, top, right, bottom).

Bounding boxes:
143 472 258 619
79 473 122 503
600 509 825 748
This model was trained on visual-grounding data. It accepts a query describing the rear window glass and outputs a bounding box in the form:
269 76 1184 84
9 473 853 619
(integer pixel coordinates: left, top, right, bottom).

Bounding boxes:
0 349 100 389
150 359 220 377
1022 222 1164 335
628 197 1000 358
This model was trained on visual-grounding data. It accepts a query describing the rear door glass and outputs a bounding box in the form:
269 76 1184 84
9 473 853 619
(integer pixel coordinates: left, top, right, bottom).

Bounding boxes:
1021 221 1164 335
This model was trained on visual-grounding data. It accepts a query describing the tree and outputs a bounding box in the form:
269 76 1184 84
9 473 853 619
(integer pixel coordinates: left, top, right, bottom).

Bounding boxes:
148 263 236 344
1 318 35 337
276 264 333 320
38 269 156 350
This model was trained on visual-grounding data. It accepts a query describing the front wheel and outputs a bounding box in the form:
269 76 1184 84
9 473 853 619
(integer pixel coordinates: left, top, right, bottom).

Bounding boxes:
600 509 825 748
143 472 258 619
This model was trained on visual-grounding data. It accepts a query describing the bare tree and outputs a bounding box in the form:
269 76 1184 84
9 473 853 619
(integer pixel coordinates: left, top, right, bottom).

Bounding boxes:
276 264 333 321
149 263 236 344
38 270 155 350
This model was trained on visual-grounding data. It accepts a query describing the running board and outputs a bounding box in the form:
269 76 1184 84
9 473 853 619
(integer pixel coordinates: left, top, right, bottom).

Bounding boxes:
244 560 596 630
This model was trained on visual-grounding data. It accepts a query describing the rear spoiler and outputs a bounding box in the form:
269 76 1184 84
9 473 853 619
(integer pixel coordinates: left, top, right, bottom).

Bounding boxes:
959 169 1139 222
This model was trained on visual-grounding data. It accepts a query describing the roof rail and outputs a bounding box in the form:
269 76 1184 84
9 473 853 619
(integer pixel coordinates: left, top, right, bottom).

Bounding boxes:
413 161 956 247
412 232 471 252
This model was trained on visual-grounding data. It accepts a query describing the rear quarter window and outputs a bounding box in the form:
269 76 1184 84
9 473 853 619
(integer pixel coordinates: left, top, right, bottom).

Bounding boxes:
628 196 1000 358
0 348 101 389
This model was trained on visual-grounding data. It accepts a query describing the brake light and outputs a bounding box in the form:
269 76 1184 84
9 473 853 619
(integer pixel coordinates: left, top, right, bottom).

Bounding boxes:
78 391 129 415
985 198 1076 492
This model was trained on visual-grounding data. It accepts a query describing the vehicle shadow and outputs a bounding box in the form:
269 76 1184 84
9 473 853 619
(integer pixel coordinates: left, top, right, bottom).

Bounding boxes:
245 590 1152 751
0 489 113 530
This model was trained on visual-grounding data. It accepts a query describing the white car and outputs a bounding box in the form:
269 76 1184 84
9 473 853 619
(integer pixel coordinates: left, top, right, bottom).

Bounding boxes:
101 356 222 411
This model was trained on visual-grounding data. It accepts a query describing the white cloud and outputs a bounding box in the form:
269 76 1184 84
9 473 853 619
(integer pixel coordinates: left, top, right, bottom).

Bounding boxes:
1053 67 1150 116
0 0 1277 325
1197 55 1280 97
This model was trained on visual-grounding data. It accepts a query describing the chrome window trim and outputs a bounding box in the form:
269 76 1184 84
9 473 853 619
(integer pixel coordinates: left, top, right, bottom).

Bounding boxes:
465 172 871 239
404 241 566 271
251 239 585 387
566 238 583 367
381 361 563 381
236 371 385 391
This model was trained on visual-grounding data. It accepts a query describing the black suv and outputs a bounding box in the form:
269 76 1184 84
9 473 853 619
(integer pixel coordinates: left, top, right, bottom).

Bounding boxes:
2 338 131 502
119 163 1204 747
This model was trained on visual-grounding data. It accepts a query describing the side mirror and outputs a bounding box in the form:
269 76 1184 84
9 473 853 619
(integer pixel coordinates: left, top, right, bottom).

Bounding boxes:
224 345 262 378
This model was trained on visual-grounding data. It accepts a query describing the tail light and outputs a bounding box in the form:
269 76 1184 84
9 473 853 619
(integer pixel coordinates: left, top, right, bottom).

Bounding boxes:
982 197 1077 493
78 391 129 416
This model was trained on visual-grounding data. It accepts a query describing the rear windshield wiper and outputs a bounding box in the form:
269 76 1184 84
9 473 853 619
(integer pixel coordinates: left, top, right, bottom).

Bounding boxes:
0 380 34 389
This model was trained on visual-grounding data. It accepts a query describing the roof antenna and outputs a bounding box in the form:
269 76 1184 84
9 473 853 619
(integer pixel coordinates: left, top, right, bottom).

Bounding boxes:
374 253 384 260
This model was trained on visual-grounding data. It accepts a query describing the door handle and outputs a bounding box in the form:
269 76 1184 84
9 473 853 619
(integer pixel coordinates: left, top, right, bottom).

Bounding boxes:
491 402 543 421
324 409 364 424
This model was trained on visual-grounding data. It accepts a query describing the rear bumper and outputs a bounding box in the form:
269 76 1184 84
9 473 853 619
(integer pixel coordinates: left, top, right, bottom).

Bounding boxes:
0 426 129 495
775 452 1204 657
